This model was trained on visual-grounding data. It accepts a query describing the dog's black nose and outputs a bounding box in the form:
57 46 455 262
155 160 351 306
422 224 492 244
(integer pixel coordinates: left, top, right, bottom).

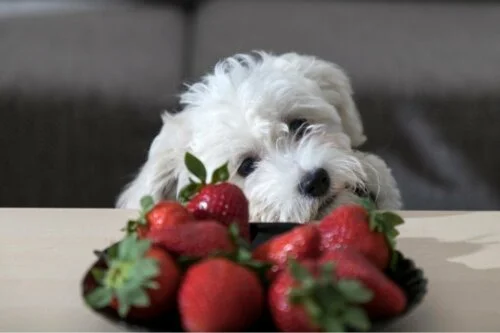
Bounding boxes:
298 168 330 197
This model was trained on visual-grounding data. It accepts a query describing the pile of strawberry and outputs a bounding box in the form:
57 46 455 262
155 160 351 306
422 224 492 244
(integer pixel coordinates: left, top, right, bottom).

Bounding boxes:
84 153 408 332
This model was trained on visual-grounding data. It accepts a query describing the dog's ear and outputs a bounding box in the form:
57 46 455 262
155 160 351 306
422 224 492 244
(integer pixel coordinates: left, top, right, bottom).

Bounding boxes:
278 53 366 147
116 111 191 209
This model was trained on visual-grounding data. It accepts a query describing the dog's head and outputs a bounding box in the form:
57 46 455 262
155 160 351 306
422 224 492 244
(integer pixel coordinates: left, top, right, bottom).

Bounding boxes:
117 51 375 222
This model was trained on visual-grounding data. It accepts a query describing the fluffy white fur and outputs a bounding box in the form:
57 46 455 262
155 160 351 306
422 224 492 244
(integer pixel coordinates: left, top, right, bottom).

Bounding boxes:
117 51 402 222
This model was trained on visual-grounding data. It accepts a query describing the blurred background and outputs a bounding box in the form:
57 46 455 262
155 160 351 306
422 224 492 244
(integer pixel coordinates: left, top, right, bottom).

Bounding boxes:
1 0 499 210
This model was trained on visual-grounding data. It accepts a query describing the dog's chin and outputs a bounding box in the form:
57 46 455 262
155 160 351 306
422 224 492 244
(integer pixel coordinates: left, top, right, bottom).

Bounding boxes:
313 189 369 221
314 195 336 220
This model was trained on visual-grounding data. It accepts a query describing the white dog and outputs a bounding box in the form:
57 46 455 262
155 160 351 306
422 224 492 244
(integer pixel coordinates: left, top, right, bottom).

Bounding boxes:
116 51 402 222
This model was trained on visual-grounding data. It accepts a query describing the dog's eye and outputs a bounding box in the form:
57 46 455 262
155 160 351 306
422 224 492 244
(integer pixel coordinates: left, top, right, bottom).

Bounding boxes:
237 157 258 177
288 118 310 138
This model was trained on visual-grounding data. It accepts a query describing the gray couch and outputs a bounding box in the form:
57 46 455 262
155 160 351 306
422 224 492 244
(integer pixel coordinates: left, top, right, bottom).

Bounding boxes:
1 0 500 210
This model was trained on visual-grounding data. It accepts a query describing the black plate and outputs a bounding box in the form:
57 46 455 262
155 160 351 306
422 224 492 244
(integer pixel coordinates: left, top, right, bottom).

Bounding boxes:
81 223 428 332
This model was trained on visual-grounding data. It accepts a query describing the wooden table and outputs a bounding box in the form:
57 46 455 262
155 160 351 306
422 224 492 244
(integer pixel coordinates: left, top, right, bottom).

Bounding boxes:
1 209 500 331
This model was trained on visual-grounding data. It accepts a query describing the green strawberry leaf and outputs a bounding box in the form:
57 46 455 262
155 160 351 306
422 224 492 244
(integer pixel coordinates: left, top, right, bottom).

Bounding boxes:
319 262 335 283
389 251 400 271
85 286 113 309
92 235 161 319
323 316 344 332
302 298 323 322
144 280 160 290
287 259 373 333
118 235 139 261
343 306 371 331
120 196 155 236
132 195 155 226
90 268 105 283
134 257 160 280
135 239 152 259
185 152 207 184
121 220 138 234
128 288 150 308
358 197 377 212
227 223 252 251
107 243 119 261
117 300 130 318
359 196 405 269
178 183 202 204
211 162 229 184
140 196 155 214
289 258 314 281
337 280 373 303
379 211 405 227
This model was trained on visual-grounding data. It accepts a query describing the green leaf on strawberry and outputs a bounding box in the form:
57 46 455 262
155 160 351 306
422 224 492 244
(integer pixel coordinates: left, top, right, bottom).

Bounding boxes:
210 162 230 184
86 286 113 309
226 223 272 276
358 198 405 271
120 195 156 236
178 183 202 205
90 267 106 282
84 234 159 318
140 195 155 214
185 152 208 184
287 259 373 332
178 152 230 204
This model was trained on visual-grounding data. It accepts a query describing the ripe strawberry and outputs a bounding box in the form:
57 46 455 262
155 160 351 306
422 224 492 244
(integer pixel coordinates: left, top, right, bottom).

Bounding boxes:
269 258 373 332
146 200 193 230
178 152 250 241
147 220 235 258
123 196 193 238
320 247 407 318
178 258 264 332
252 224 321 280
319 201 404 270
85 235 181 320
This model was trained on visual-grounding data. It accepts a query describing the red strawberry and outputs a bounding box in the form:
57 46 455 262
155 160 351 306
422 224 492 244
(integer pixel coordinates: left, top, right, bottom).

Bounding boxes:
146 200 193 230
179 152 250 241
187 183 249 238
178 258 264 332
147 221 235 258
269 258 374 332
268 261 321 332
252 224 321 280
320 247 407 318
319 202 404 270
123 196 194 238
85 235 181 320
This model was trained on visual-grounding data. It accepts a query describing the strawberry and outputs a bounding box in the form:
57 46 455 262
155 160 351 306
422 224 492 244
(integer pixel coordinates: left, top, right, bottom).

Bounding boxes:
147 220 235 258
84 235 181 320
146 200 193 230
252 224 321 280
178 258 264 332
268 258 374 332
178 152 250 241
319 247 407 318
123 196 193 238
319 200 404 270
